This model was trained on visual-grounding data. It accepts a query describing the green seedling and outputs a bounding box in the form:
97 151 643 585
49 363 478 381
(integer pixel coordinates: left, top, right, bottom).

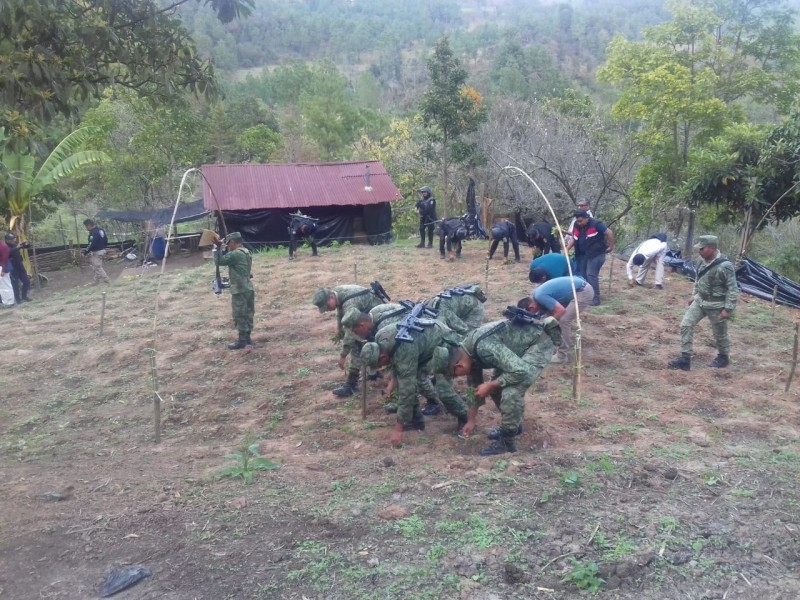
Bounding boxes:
561 558 604 593
216 437 280 484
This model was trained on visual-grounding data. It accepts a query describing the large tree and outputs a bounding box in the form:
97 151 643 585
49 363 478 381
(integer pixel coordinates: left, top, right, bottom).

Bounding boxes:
420 36 487 214
0 0 253 134
598 0 800 254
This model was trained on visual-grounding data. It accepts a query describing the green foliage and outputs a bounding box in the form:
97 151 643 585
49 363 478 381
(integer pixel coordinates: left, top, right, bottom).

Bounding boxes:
392 514 427 539
216 435 280 484
0 0 251 130
561 558 604 593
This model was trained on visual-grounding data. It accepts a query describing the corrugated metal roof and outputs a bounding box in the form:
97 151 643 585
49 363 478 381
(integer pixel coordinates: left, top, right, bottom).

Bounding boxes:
201 161 403 211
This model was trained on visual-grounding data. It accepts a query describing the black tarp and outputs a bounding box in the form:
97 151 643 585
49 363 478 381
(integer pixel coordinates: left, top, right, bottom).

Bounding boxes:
661 251 800 309
96 199 209 225
218 203 393 250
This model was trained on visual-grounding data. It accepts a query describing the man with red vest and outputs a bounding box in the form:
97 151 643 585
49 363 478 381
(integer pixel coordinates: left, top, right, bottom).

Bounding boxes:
565 210 615 306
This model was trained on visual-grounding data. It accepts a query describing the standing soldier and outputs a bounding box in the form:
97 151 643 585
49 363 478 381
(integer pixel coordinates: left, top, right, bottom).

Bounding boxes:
82 218 110 284
213 232 255 350
487 220 521 262
312 283 388 396
668 235 739 370
361 316 469 447
415 186 437 248
288 212 319 260
449 311 562 455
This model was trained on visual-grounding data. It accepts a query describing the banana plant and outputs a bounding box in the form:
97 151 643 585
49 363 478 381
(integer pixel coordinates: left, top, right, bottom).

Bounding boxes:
0 127 109 243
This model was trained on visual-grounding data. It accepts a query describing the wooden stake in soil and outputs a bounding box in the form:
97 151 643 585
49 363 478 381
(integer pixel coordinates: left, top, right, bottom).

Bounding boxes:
353 263 357 283
484 257 489 295
361 365 368 420
99 291 107 335
150 349 161 442
785 323 799 392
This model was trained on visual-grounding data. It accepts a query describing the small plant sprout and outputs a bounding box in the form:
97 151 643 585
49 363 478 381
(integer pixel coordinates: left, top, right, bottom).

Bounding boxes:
216 435 280 484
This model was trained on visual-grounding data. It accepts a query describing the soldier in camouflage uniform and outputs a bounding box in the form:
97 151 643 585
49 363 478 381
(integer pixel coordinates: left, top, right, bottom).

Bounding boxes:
668 235 739 370
424 284 486 337
212 232 255 350
312 284 385 396
361 319 468 447
447 314 562 455
341 304 440 411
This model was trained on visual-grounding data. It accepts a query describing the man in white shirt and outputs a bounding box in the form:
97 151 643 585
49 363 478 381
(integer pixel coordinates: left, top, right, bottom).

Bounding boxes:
626 233 668 289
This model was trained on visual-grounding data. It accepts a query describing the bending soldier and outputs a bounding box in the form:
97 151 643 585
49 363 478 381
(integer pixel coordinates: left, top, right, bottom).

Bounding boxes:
312 284 387 396
424 284 486 337
526 220 560 258
288 213 319 260
438 218 468 260
487 220 521 262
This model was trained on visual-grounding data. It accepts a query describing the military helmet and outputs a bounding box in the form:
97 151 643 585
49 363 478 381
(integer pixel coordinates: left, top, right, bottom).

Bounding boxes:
361 342 381 368
341 306 363 330
4 232 15 242
419 186 431 194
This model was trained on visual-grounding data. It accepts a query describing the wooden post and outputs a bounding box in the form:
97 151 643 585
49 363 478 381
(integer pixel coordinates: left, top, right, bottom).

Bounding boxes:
361 365 368 420
99 292 107 335
484 257 489 295
771 284 779 319
572 330 582 400
150 349 161 443
57 214 69 248
785 323 799 393
353 263 357 283
607 253 615 295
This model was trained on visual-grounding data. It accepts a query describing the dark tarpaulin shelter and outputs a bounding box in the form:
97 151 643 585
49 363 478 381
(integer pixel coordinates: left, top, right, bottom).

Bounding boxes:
96 199 209 225
201 161 401 249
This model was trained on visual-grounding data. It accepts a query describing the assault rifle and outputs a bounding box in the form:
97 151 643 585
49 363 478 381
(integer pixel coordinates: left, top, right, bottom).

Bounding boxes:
371 281 391 302
438 283 479 298
399 299 438 318
395 302 436 343
502 306 546 325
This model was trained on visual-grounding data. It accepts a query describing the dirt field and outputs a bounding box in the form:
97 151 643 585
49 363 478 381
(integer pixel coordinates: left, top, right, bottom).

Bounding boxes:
1 240 799 600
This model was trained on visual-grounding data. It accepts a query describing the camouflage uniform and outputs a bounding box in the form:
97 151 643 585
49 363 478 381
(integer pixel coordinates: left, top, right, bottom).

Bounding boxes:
214 245 254 341
425 284 486 337
369 321 467 425
461 317 561 435
681 252 739 357
334 285 384 387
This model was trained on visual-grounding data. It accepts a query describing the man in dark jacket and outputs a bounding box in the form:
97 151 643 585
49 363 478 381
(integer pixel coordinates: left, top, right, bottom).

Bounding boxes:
288 213 319 260
83 218 110 284
526 220 560 257
565 211 615 306
487 220 521 262
5 233 31 302
438 217 468 260
415 186 437 248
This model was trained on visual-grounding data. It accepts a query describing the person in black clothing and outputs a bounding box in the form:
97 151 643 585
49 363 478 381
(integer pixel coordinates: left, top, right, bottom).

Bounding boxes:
487 220 521 262
4 233 31 302
526 220 560 257
83 218 110 284
415 186 437 248
438 217 468 260
288 213 319 260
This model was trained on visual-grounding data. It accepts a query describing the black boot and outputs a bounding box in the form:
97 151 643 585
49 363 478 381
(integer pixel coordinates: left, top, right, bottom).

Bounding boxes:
421 402 441 416
455 415 468 436
228 338 251 350
708 354 729 368
479 432 517 456
402 418 425 432
487 424 523 440
367 371 383 381
332 382 358 397
667 354 691 371
415 243 425 248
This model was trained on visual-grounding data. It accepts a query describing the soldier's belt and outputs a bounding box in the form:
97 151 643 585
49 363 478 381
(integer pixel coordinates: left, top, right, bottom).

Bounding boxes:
699 295 726 301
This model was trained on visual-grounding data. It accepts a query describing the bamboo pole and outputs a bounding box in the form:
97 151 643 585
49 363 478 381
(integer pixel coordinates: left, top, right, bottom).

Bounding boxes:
501 166 582 400
150 349 161 443
785 323 799 393
353 263 357 283
771 284 778 319
607 252 616 295
484 257 489 295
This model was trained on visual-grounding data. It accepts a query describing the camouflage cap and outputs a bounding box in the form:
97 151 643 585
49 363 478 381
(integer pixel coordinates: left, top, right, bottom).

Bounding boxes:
694 235 718 249
225 231 243 242
312 287 332 312
341 306 363 330
361 342 381 368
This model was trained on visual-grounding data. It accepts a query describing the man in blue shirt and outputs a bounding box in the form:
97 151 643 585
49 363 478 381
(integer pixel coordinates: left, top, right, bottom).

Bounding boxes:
529 253 575 284
525 275 594 363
